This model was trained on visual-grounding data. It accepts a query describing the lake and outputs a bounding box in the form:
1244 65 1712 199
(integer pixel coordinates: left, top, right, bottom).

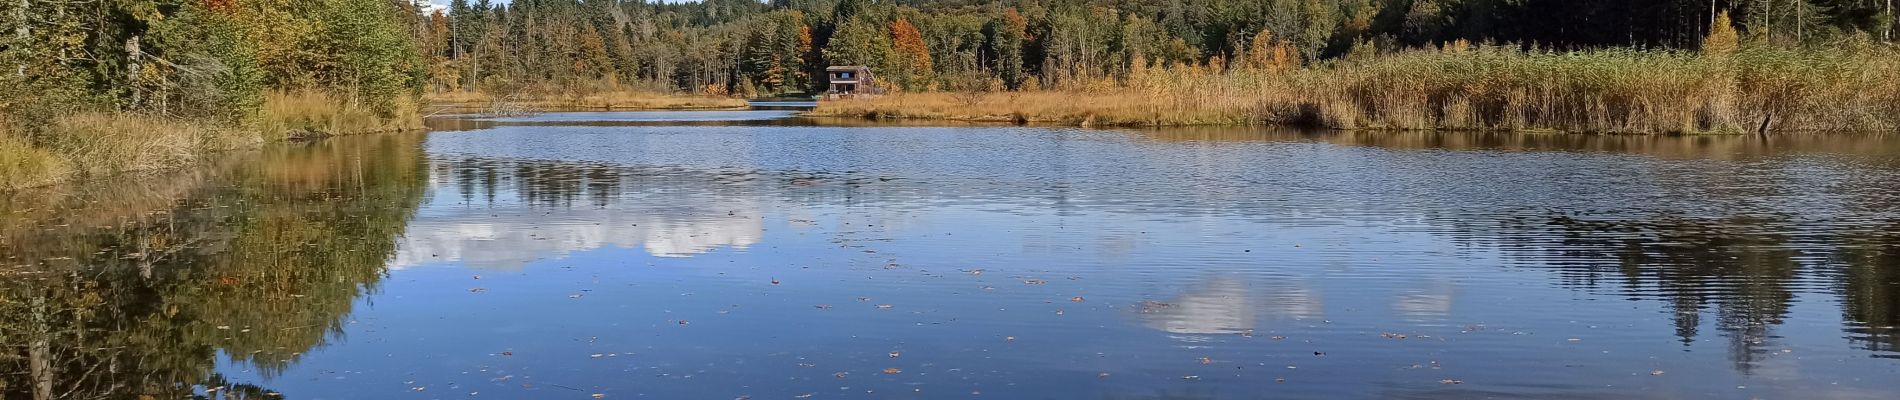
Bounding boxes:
4 110 1899 399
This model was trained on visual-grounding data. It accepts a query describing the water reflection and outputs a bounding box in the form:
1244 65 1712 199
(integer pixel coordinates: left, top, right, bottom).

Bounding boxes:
1138 278 1260 336
0 135 427 399
5 118 1900 398
394 158 768 269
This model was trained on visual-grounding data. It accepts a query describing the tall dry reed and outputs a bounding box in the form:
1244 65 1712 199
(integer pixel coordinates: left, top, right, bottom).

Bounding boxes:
812 43 1900 134
260 90 423 140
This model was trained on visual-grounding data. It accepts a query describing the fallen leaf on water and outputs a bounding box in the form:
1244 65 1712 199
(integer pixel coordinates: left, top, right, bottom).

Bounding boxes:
771 277 780 285
592 394 604 399
1199 357 1212 365
883 368 902 374
1070 296 1085 302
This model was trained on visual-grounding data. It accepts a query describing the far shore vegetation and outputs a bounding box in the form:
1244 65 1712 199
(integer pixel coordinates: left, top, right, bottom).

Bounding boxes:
425 87 749 114
812 35 1900 133
7 0 1900 189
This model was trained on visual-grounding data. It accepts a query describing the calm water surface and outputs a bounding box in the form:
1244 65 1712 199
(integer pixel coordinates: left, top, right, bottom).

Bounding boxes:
4 111 1900 399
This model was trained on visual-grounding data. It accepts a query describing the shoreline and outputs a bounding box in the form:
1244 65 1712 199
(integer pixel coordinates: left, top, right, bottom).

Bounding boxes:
423 91 752 114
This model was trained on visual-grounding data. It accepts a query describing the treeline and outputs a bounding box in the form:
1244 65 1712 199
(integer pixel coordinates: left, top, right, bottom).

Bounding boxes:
1 0 433 188
423 0 1900 96
1 0 428 123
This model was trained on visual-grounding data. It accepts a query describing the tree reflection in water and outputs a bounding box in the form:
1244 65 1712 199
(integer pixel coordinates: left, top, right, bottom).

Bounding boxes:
0 135 427 399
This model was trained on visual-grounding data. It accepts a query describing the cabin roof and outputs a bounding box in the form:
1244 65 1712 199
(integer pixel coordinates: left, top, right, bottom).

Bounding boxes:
826 66 869 72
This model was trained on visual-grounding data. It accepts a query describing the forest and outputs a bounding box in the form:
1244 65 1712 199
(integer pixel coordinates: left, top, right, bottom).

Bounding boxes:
3 0 1900 188
417 0 1900 96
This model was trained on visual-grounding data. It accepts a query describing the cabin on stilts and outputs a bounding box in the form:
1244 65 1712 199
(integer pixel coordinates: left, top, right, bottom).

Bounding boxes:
824 66 880 99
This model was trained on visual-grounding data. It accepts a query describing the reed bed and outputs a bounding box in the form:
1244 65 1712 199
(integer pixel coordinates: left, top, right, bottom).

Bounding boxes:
260 90 424 140
812 44 1900 134
0 132 67 190
426 89 749 111
1 91 420 189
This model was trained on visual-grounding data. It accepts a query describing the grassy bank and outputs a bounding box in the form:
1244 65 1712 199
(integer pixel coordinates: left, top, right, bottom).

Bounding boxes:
0 91 421 190
426 90 750 113
811 43 1900 134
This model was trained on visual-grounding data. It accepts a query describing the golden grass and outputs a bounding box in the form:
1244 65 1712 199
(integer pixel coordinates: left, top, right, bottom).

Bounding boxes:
0 133 68 190
37 113 257 178
2 91 425 190
813 44 1900 134
426 89 749 111
260 90 424 140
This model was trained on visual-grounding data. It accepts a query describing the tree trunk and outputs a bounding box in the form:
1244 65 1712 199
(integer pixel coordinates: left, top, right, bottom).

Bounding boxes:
14 0 28 77
126 35 143 108
29 295 54 400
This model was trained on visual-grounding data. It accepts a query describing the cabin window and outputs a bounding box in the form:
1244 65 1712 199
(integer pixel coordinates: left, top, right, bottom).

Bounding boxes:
839 72 853 79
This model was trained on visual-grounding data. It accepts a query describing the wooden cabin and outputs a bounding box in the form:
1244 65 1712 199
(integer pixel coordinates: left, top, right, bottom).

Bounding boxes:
825 66 879 99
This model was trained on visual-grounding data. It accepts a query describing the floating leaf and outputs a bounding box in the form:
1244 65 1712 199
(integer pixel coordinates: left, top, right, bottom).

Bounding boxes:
883 367 902 374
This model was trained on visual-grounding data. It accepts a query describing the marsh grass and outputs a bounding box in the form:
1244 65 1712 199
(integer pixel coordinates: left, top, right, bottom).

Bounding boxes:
426 89 749 111
260 90 424 140
2 90 423 189
813 44 1900 134
37 114 256 178
0 131 68 190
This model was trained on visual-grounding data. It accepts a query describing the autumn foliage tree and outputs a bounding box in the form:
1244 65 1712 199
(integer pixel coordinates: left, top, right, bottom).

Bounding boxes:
888 18 933 90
